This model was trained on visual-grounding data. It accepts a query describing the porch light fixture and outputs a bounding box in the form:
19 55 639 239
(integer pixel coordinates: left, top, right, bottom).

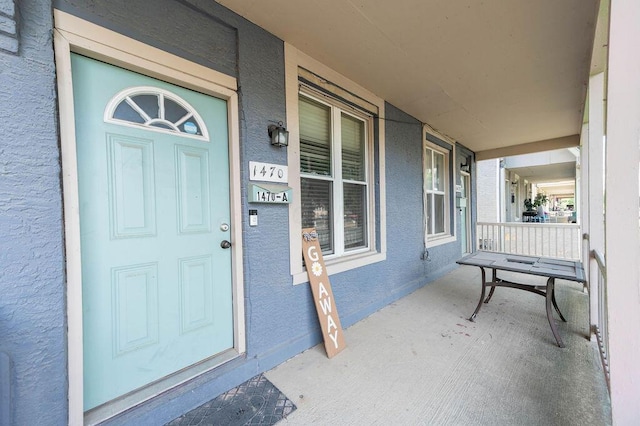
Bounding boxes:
268 121 289 147
460 160 470 173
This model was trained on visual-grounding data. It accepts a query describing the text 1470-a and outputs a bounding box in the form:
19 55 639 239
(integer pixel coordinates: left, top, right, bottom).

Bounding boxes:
256 190 289 203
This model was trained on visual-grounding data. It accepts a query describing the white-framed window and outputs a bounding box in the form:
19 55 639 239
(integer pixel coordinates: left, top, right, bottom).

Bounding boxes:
425 145 447 236
424 133 455 247
299 90 372 257
285 44 387 285
104 87 209 141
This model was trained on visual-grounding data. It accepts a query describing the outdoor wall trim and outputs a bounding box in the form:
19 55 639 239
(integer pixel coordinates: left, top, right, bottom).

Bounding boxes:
298 67 379 114
475 134 580 161
425 131 452 150
53 10 244 424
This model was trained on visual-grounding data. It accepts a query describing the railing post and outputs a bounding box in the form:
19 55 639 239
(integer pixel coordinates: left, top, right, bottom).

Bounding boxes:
590 249 609 388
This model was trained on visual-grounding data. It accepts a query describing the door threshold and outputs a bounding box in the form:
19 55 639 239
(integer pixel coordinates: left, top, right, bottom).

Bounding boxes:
84 349 239 425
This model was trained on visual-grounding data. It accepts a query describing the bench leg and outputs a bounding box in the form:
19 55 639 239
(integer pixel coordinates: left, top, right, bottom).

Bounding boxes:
469 267 487 322
483 268 497 303
551 283 567 322
545 277 565 348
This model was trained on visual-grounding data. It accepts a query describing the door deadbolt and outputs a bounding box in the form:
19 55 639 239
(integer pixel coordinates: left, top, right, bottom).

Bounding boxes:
220 223 230 232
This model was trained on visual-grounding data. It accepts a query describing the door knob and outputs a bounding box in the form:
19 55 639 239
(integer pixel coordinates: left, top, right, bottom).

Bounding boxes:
220 240 232 249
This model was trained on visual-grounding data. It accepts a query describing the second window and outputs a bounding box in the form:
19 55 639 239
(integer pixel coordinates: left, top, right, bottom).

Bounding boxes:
424 142 450 240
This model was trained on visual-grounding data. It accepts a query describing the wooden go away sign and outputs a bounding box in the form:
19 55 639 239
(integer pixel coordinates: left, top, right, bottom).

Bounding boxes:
301 228 346 358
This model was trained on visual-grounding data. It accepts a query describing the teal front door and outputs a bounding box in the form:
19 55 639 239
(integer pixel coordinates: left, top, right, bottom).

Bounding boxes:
71 54 234 410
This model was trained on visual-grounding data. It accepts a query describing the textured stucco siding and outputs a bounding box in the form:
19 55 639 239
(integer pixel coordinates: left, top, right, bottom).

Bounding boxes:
55 0 237 78
0 0 19 53
331 103 461 332
1 0 473 424
0 0 67 425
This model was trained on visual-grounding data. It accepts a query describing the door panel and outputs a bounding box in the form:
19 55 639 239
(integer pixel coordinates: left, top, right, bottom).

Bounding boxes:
107 134 157 238
71 54 233 410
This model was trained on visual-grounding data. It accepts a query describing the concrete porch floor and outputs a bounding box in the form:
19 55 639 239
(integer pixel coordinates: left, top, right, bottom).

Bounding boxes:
266 265 612 425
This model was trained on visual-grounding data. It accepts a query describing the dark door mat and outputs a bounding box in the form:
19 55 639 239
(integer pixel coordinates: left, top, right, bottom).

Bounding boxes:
166 374 296 426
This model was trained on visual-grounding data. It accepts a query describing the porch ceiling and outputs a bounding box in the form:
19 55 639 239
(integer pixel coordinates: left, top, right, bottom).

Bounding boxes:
509 162 577 184
217 0 599 156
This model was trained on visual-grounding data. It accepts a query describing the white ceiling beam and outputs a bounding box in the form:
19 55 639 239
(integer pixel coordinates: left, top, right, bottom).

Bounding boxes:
475 134 580 161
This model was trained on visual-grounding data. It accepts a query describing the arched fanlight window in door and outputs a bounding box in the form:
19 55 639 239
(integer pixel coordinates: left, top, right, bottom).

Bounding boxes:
104 86 209 141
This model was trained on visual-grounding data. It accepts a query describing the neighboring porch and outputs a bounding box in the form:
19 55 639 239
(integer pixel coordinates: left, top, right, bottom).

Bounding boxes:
266 266 611 425
476 222 582 261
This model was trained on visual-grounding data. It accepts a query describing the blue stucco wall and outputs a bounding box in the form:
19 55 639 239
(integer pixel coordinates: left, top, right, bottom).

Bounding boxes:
1 1 469 424
0 0 67 425
332 103 460 331
56 0 237 78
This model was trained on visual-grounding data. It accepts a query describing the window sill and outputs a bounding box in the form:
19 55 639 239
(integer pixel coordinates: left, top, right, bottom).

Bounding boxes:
292 250 386 285
425 235 457 248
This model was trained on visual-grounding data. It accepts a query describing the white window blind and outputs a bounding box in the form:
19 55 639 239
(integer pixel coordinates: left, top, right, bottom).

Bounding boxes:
300 96 331 176
425 146 447 236
299 92 370 255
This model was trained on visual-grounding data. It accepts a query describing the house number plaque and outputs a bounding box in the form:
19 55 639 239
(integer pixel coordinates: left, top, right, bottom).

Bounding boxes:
249 161 288 183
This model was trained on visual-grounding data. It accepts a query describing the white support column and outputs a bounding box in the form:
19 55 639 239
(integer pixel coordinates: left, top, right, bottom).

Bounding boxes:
476 159 501 223
579 123 588 233
588 73 605 336
605 0 640 423
499 167 506 222
579 123 588 283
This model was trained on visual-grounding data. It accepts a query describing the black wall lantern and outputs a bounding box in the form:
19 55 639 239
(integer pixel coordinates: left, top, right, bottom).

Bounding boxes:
268 121 289 147
460 160 471 173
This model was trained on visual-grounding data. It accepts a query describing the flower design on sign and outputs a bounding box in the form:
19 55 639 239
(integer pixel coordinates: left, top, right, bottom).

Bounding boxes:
311 262 323 277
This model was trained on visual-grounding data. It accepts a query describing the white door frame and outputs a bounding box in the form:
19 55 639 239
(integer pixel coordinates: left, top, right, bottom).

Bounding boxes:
53 10 245 425
460 171 472 253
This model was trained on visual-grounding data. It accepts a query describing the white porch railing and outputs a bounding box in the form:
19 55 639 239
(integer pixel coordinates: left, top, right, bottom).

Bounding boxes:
476 222 582 260
591 249 610 388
